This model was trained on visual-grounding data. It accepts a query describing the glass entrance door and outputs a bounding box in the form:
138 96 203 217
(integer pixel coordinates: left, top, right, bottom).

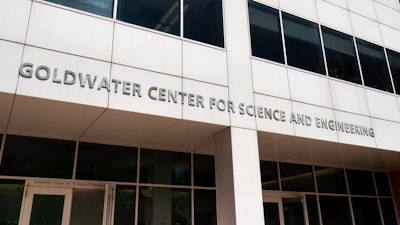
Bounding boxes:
20 182 113 225
264 196 308 225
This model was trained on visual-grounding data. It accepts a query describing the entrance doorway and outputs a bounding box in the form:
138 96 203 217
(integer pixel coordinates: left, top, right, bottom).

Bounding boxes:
19 180 114 225
263 193 309 225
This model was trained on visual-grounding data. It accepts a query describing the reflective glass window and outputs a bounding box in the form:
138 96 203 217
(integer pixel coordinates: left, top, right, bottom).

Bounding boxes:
283 198 305 225
347 169 376 196
357 39 393 93
30 195 65 225
114 185 136 225
248 1 284 63
194 190 217 225
140 149 190 185
319 196 352 225
117 0 180 36
264 202 281 225
138 187 191 225
260 161 279 190
306 195 320 225
380 198 399 225
70 189 105 225
322 27 361 84
0 135 75 178
0 179 25 225
193 154 215 187
352 197 382 225
184 0 224 47
45 0 113 17
375 172 392 197
76 142 137 182
387 49 400 94
315 166 347 194
280 162 315 192
282 12 325 74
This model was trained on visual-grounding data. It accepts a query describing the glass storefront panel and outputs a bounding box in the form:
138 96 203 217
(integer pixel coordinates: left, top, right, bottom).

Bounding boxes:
138 187 191 225
30 195 65 225
375 172 392 197
319 196 353 225
280 162 315 192
263 202 281 225
140 149 190 185
0 135 75 178
352 197 382 225
45 0 113 17
0 179 25 225
260 161 279 190
193 154 216 187
283 198 305 225
347 169 376 196
70 189 105 225
306 195 320 225
76 142 137 182
380 198 399 225
114 185 136 225
315 166 347 194
248 0 284 63
194 190 217 225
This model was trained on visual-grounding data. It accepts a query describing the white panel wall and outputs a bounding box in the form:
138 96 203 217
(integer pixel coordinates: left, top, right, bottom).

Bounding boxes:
350 13 383 45
329 79 370 116
279 0 318 21
252 59 290 99
372 118 400 151
0 0 31 43
374 0 399 10
348 0 377 20
182 79 230 126
109 64 182 119
365 89 400 122
182 41 227 86
254 0 279 8
380 25 400 52
26 2 113 61
254 94 294 135
113 24 182 77
288 69 332 108
323 0 347 9
316 0 353 34
17 46 110 107
0 40 24 94
374 2 400 30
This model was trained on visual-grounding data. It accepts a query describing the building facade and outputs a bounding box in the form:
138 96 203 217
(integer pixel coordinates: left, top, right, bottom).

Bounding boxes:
1 0 400 225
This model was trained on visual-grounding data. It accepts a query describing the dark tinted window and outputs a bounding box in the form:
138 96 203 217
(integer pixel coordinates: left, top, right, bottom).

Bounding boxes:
0 135 75 178
357 39 393 93
194 190 217 225
347 169 376 196
114 185 136 225
46 0 113 17
380 198 399 225
319 196 353 225
387 49 400 94
117 0 180 36
315 166 347 194
76 142 137 182
0 179 25 225
248 1 284 63
260 161 279 190
352 197 382 225
138 187 190 225
375 172 392 196
322 27 361 84
140 149 190 185
282 12 325 74
184 0 224 47
306 195 320 225
193 154 215 187
280 162 315 192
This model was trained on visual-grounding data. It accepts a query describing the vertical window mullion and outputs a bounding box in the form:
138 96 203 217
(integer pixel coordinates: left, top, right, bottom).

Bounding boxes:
318 25 329 76
384 48 397 95
353 38 366 86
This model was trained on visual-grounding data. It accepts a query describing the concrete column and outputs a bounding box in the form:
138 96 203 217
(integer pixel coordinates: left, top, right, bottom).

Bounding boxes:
215 127 264 225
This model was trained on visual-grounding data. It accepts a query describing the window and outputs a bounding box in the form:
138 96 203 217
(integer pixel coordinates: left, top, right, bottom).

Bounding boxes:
279 162 315 192
282 12 325 75
76 142 138 182
322 26 361 84
386 49 400 94
248 1 284 63
117 0 180 36
184 0 224 47
352 197 382 225
319 196 353 225
193 154 216 187
114 185 136 225
375 172 392 197
194 190 217 225
260 161 279 190
46 0 113 17
0 180 25 225
380 198 399 225
117 0 224 47
0 135 75 178
357 39 393 93
346 169 376 196
315 166 347 194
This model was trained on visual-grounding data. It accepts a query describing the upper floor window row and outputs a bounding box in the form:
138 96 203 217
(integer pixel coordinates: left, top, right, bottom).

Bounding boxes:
248 0 400 95
45 0 224 48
